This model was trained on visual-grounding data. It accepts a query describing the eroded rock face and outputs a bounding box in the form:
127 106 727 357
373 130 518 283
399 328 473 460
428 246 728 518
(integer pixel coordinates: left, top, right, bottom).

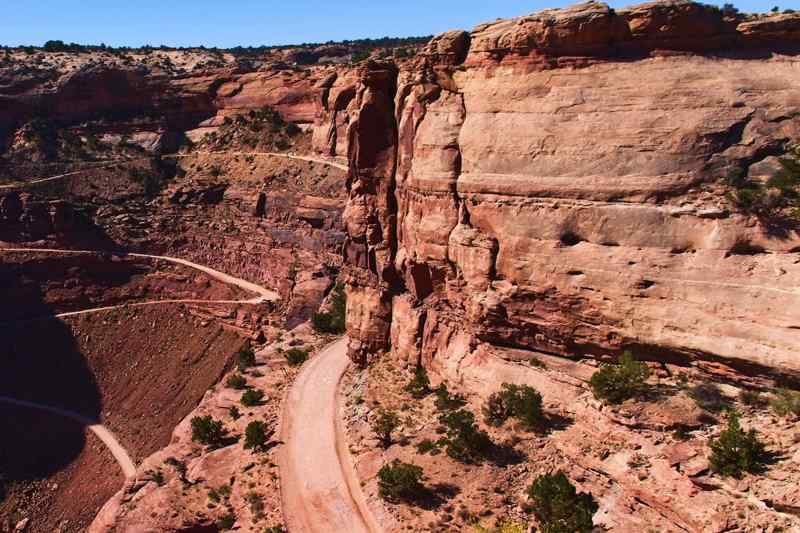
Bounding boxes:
331 1 800 378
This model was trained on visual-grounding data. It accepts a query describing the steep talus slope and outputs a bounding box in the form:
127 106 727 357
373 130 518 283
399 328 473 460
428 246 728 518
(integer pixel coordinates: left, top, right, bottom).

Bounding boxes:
329 0 800 380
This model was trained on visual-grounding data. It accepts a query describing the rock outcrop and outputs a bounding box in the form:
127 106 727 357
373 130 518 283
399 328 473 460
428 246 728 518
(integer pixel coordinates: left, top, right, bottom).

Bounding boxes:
329 1 800 380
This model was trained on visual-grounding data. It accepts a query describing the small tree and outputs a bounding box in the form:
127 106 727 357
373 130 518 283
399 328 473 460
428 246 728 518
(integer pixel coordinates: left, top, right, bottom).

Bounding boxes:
404 365 431 399
589 351 650 404
241 388 265 407
226 373 247 390
434 383 466 411
527 471 597 533
709 412 768 478
312 284 347 334
191 415 226 447
372 408 401 448
438 409 492 463
237 346 257 371
377 460 426 502
483 391 513 427
244 420 269 452
285 347 309 366
770 388 800 417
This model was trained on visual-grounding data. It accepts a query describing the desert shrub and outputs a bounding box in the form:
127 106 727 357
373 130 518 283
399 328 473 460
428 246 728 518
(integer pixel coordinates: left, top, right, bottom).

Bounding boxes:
209 165 223 177
246 490 265 518
483 392 513 427
709 412 768 478
377 460 426 502
725 145 800 220
216 512 236 530
589 351 650 404
229 406 241 420
372 408 401 448
312 283 347 334
434 383 467 411
405 365 431 399
146 468 165 486
438 409 492 463
284 347 309 366
473 521 528 533
241 388 265 407
237 346 257 371
226 373 248 390
527 471 597 533
164 457 187 481
244 421 269 451
689 383 729 412
190 415 226 447
416 438 439 454
738 389 766 408
263 526 287 533
769 388 800 417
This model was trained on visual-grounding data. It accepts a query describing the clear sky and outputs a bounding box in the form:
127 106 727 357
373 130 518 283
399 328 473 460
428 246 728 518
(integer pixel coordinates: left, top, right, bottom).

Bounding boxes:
2 0 793 48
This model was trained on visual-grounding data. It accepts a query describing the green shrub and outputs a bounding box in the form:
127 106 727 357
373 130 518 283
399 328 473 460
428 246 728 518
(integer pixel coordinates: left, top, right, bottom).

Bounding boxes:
226 373 247 390
738 389 765 408
377 460 426 502
229 406 241 420
216 512 236 530
241 388 265 407
405 365 431 399
709 412 767 478
416 439 438 454
770 388 800 417
689 383 729 413
237 346 257 371
312 284 347 334
438 409 492 463
190 415 226 447
244 420 270 451
589 351 650 404
434 383 466 411
372 408 401 448
263 526 287 533
284 347 309 366
482 391 512 427
527 471 597 533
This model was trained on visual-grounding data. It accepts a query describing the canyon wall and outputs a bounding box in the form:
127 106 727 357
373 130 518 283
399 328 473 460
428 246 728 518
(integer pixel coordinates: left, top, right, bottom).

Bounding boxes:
328 1 800 379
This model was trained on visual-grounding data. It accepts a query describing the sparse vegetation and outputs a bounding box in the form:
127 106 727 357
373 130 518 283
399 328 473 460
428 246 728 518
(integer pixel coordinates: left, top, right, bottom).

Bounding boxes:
164 457 188 483
589 351 650 404
226 373 248 390
689 383 729 413
372 408 401 448
246 490 265 518
241 388 265 407
769 388 800 417
434 383 467 411
438 409 492 463
190 415 226 447
244 420 270 451
284 347 310 366
405 365 431 399
527 471 598 533
238 346 257 371
483 383 545 431
709 411 768 478
377 460 426 502
229 406 242 420
216 512 236 530
312 284 347 334
724 145 800 221
263 526 287 533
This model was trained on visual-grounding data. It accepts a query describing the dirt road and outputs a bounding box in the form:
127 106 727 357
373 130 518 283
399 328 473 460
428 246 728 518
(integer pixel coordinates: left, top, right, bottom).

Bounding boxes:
279 337 380 533
0 248 279 302
0 396 136 478
168 151 349 172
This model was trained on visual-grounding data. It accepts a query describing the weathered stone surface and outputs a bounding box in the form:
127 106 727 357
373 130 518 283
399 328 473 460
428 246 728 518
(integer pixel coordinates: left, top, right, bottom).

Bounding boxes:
332 1 800 379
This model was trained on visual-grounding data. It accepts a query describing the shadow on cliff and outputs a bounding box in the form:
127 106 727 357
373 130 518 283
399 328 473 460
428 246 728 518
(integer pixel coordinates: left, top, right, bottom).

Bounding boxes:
0 262 102 503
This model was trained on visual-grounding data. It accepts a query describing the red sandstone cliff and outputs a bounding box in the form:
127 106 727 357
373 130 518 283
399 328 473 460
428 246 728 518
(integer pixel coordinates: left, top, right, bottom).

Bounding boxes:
324 0 800 380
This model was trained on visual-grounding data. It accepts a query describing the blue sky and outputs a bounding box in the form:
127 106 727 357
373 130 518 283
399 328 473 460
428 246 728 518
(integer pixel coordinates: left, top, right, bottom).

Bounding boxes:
2 0 793 48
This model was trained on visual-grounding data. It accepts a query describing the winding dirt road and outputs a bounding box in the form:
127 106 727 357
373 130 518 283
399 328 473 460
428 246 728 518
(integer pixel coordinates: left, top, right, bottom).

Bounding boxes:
0 396 136 478
168 151 349 172
0 159 150 190
279 337 380 533
0 248 279 303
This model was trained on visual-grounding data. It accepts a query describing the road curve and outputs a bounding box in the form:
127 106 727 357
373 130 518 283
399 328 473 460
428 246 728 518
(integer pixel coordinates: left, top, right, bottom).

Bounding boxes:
0 396 137 478
279 337 380 533
0 248 279 302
